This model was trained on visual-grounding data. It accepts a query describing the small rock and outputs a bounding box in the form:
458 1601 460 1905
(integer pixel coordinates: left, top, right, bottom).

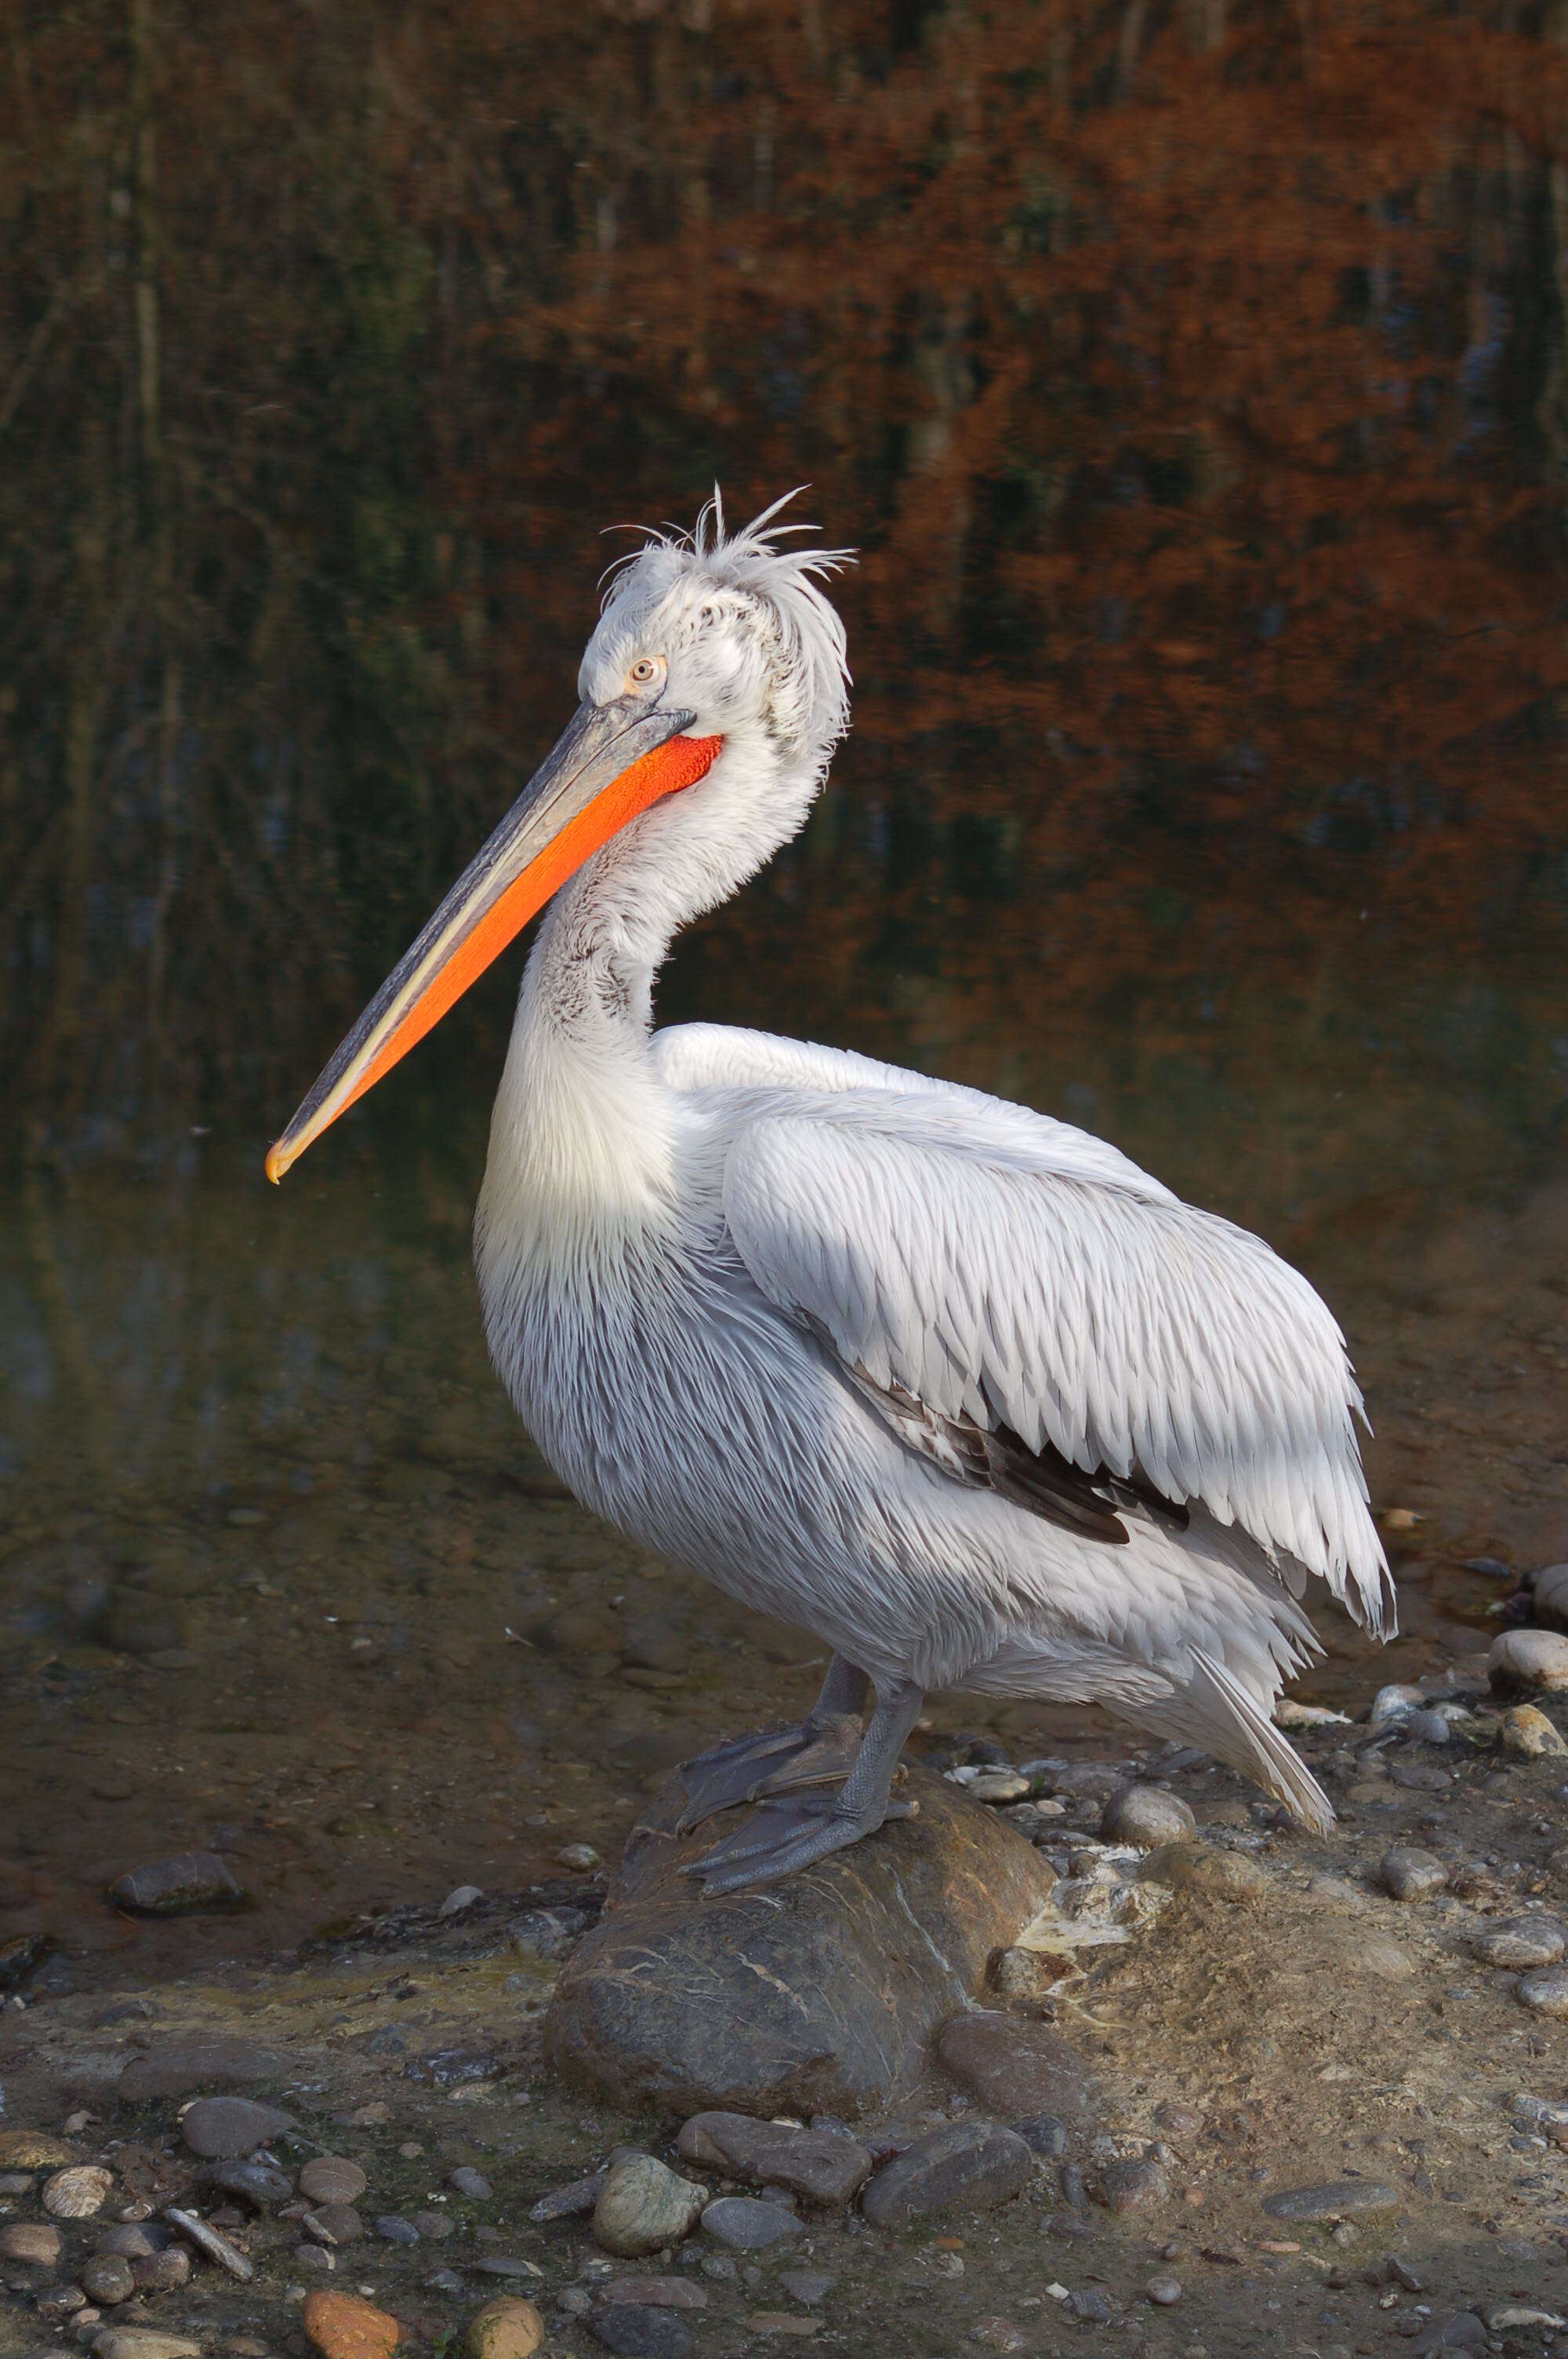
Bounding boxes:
1380 1847 1448 1902
130 2248 191 2294
0 2168 34 2193
699 2197 803 2252
1502 1706 1568 1758
300 2288 402 2359
299 2160 369 2207
1142 1845 1269 1906
91 2334 203 2359
596 2279 708 2310
428 2268 466 2295
1518 1965 1568 2018
0 2129 78 2169
1369 1685 1424 1728
778 2269 835 2305
587 2308 692 2359
201 2161 292 2212
555 1844 600 1872
1 2219 66 2266
475 2255 545 2280
296 2241 336 2274
529 2168 608 2223
936 2013 1089 2121
1100 2157 1168 2213
593 2154 706 2257
449 2168 493 2201
1531 1564 1568 1634
964 1772 1032 1804
1412 2315 1486 2356
36 2283 88 2317
1261 2182 1399 2223
1013 2114 1067 2158
1100 1786 1196 1848
861 2122 1032 2226
118 2037 285 2102
44 2165 114 2219
376 2215 419 2245
1489 1630 1568 1693
676 2113 871 2205
181 2095 295 2161
109 1852 244 1914
1148 2275 1182 2305
987 1946 1062 2008
415 2209 454 2238
1066 2288 1112 2323
165 2206 255 2281
465 2295 546 2359
1473 1916 1566 1968
95 2225 171 2259
306 2205 365 2247
1402 1709 1455 1745
440 1886 485 1917
81 2255 136 2306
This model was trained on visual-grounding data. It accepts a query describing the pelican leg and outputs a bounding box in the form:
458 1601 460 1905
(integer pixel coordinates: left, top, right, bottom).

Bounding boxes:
672 1654 871 1835
682 1677 925 1893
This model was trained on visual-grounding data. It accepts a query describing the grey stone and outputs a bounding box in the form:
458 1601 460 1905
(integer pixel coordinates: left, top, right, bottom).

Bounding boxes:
1261 2181 1399 2223
180 2095 294 2159
937 2012 1091 2123
595 2278 707 2310
860 2121 1033 2226
1148 2275 1182 2305
427 2267 466 2295
415 2209 455 2238
118 2037 286 2101
80 2256 136 2306
108 1852 244 1914
439 1885 485 1916
199 2160 291 2211
593 2154 706 2257
777 2270 836 2304
1099 2157 1168 2213
1012 2114 1067 2159
303 2203 363 2246
1488 1630 1568 1692
36 2282 88 2317
164 2205 254 2281
450 2167 493 2200
93 2225 171 2259
1518 1965 1568 2018
544 1767 1055 2120
0 2171 34 2194
375 2215 419 2245
90 2335 203 2359
298 2157 368 2205
1142 1844 1270 1905
1099 1786 1196 1848
529 2168 608 2223
129 2248 191 2293
1380 1847 1448 1902
1472 1917 1566 1968
699 2197 803 2252
1066 2288 1112 2323
676 2112 871 2205
1403 1710 1454 1745
1369 1684 1424 1727
473 2254 546 2278
1412 2315 1487 2356
588 2308 693 2359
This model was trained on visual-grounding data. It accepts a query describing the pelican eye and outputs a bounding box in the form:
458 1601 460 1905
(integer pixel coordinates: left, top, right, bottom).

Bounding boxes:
628 656 662 687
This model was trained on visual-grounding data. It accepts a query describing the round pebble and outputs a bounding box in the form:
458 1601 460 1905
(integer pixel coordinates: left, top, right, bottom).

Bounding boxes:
0 2221 64 2266
1502 1707 1568 1759
450 2168 493 2201
376 2215 419 2245
965 1771 1032 1804
1148 2276 1183 2306
1380 1847 1448 1903
42 2164 114 2219
299 2158 369 2206
1472 1917 1566 1970
439 1885 485 1917
304 2203 365 2246
81 2254 136 2305
1489 1630 1568 1693
300 2288 402 2359
95 2223 171 2258
132 2247 193 2292
555 1844 600 1872
1518 1965 1568 2019
1101 1784 1196 1848
465 2297 546 2359
593 2154 706 2257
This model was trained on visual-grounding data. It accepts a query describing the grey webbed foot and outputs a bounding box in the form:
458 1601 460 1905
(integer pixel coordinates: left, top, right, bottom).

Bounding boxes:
672 1713 867 1835
680 1788 916 1894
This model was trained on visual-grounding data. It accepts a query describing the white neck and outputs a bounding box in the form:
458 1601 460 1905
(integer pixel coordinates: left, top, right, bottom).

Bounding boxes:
474 733 818 1293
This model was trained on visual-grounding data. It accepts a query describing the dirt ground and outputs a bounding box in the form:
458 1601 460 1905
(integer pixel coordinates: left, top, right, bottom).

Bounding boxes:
3 1665 1568 2359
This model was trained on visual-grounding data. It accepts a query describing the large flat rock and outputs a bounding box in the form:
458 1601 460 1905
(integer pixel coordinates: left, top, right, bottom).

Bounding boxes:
543 1766 1054 2120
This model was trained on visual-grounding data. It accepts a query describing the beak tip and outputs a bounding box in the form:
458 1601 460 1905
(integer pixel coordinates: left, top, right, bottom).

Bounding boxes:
264 1143 289 1186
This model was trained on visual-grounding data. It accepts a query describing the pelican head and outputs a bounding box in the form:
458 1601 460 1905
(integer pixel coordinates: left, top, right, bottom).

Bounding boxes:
265 492 853 1183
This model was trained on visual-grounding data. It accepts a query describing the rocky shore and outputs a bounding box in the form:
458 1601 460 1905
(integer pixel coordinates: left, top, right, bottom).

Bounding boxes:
2 1628 1568 2359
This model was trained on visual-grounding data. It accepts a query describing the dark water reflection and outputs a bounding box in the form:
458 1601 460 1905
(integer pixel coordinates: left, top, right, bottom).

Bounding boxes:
2 0 1568 1980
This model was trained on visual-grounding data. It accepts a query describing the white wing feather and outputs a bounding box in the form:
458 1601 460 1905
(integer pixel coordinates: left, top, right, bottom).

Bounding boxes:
718 1084 1392 1632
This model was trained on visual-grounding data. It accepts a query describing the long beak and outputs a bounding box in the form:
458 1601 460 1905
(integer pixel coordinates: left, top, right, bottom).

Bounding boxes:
265 697 721 1182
